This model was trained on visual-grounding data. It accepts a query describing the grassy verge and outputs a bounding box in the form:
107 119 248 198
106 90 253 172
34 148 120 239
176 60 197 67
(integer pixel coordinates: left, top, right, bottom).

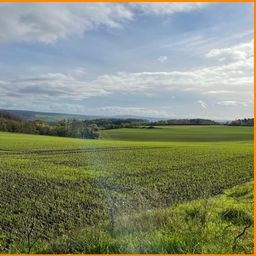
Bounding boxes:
11 181 253 254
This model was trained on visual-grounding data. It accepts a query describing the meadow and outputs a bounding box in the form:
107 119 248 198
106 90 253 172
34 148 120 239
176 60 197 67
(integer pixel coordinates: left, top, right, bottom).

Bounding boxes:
0 125 254 253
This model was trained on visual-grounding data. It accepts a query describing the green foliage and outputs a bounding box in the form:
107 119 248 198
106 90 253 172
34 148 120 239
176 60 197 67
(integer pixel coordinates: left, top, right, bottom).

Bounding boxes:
228 118 254 126
0 112 100 139
151 118 219 126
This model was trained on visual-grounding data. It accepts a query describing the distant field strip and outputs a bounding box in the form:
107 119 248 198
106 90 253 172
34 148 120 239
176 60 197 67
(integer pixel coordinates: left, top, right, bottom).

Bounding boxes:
101 125 253 142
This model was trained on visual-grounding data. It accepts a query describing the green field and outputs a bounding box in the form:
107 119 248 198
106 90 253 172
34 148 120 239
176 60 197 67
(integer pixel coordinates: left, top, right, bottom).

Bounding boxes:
0 125 254 253
101 125 254 142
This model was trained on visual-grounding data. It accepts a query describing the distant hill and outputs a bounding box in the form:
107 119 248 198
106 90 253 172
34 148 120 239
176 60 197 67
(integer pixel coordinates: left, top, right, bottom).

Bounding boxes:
0 109 160 123
111 115 164 122
0 109 103 123
1 109 250 126
0 110 21 121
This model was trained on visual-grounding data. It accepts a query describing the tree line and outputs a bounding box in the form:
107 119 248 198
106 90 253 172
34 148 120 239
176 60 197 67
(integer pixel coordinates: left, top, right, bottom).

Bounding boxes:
0 111 145 139
0 111 253 139
151 118 219 126
228 118 254 126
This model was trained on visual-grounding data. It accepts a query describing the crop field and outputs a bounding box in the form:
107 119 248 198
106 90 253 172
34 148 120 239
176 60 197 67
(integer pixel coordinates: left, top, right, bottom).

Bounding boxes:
101 125 254 142
0 125 254 253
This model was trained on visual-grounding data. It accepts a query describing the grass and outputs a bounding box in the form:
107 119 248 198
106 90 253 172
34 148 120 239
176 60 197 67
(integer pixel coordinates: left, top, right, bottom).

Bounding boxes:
0 125 254 253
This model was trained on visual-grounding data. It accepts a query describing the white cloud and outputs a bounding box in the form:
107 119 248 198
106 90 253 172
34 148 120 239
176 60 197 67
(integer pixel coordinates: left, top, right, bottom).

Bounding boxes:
205 40 253 62
4 72 110 100
130 3 209 15
217 101 248 107
0 3 208 44
196 100 208 109
0 3 133 43
163 34 212 49
203 90 235 95
69 67 87 78
158 56 168 63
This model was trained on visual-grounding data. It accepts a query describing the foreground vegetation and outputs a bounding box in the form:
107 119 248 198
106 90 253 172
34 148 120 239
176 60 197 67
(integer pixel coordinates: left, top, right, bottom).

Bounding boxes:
43 182 254 254
0 125 254 253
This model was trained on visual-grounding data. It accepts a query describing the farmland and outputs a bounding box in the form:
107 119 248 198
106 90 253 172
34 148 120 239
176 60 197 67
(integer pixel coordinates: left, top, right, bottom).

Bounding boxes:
101 125 254 142
0 125 254 253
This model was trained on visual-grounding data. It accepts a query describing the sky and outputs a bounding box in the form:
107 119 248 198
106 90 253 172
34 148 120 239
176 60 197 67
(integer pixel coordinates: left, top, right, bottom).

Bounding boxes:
0 2 254 119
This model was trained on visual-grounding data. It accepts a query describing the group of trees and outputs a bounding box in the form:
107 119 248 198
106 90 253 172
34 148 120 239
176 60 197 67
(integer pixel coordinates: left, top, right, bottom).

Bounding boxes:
34 120 100 139
228 118 254 126
151 118 219 126
0 111 146 139
0 111 100 139
82 118 146 130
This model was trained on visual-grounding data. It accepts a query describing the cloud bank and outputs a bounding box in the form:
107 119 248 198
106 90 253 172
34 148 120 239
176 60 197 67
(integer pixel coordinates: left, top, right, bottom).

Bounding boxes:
0 3 209 44
1 40 253 115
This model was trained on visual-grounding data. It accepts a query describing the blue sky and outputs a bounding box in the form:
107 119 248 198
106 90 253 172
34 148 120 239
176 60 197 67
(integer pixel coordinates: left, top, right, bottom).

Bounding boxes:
0 3 253 119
